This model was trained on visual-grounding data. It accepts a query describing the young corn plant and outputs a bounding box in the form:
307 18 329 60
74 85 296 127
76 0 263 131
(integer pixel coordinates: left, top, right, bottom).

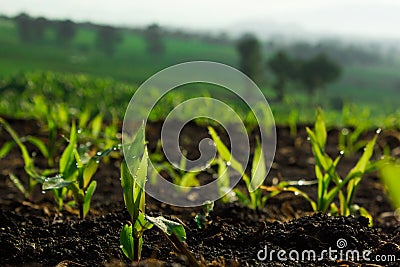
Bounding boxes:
120 124 194 264
338 125 369 156
42 122 102 219
287 109 379 224
0 117 46 198
208 126 280 210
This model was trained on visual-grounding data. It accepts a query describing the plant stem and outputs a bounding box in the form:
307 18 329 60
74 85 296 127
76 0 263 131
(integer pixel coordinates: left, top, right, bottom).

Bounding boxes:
133 237 140 262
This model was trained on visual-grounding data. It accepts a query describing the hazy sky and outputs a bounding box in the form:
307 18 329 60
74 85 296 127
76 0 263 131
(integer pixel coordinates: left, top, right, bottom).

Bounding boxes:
1 0 400 39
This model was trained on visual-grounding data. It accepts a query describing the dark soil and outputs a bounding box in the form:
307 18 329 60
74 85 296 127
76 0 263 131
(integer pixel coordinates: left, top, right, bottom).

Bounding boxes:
0 118 399 266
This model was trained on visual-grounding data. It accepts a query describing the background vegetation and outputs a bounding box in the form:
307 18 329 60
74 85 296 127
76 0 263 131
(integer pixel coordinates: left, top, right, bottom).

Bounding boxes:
0 14 399 127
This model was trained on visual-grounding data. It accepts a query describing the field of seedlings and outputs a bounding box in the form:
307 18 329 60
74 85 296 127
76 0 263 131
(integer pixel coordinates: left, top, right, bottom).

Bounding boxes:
1 11 400 267
0 71 399 266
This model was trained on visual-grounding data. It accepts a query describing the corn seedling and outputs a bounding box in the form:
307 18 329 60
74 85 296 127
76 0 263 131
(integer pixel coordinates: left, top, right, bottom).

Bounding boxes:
41 122 110 219
32 95 70 166
338 125 369 156
120 124 191 264
195 200 214 229
289 109 378 224
0 117 46 198
208 126 280 210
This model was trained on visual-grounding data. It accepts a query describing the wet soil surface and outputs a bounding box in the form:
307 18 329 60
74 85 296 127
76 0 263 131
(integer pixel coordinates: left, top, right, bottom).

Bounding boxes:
0 118 399 266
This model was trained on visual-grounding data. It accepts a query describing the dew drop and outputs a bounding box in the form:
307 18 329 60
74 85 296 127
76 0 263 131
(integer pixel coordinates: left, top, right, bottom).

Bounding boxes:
339 150 344 155
96 152 102 156
132 156 136 159
376 128 382 134
119 245 123 249
77 129 82 134
95 160 100 164
41 191 46 194
298 180 304 186
226 161 231 166
294 191 299 196
341 128 349 135
307 137 310 141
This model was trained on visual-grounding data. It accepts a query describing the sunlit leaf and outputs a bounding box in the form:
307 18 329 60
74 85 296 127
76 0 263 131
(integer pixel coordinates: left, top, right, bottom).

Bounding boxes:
83 180 97 217
120 224 134 260
250 138 266 192
145 215 186 242
0 141 14 159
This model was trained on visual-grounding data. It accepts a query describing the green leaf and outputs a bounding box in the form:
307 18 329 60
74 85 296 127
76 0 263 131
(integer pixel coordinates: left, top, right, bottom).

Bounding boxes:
145 215 186 242
120 224 134 260
124 123 145 180
217 157 230 200
0 117 33 168
346 134 378 205
347 134 378 179
133 213 153 238
0 141 14 159
83 159 99 188
121 161 135 220
180 172 200 188
90 114 103 138
234 189 250 206
60 122 77 178
78 108 91 129
315 108 327 149
133 147 148 218
208 126 243 173
9 173 28 198
250 138 266 192
42 176 75 190
121 146 148 222
83 180 97 217
379 163 400 209
25 136 49 159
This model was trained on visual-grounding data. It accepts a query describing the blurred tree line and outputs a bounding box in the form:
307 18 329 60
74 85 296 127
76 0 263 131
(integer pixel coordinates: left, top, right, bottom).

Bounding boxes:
237 35 341 103
13 13 165 57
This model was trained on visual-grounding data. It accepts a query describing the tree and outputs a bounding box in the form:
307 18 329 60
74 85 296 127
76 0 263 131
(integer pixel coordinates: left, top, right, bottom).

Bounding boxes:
267 51 298 102
96 25 122 56
32 17 49 42
14 13 33 42
237 34 263 84
298 53 341 100
144 24 165 55
14 14 49 43
55 20 76 45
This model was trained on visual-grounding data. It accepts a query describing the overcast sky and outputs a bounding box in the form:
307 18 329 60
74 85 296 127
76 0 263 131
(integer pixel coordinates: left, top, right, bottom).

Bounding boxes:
1 0 400 40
